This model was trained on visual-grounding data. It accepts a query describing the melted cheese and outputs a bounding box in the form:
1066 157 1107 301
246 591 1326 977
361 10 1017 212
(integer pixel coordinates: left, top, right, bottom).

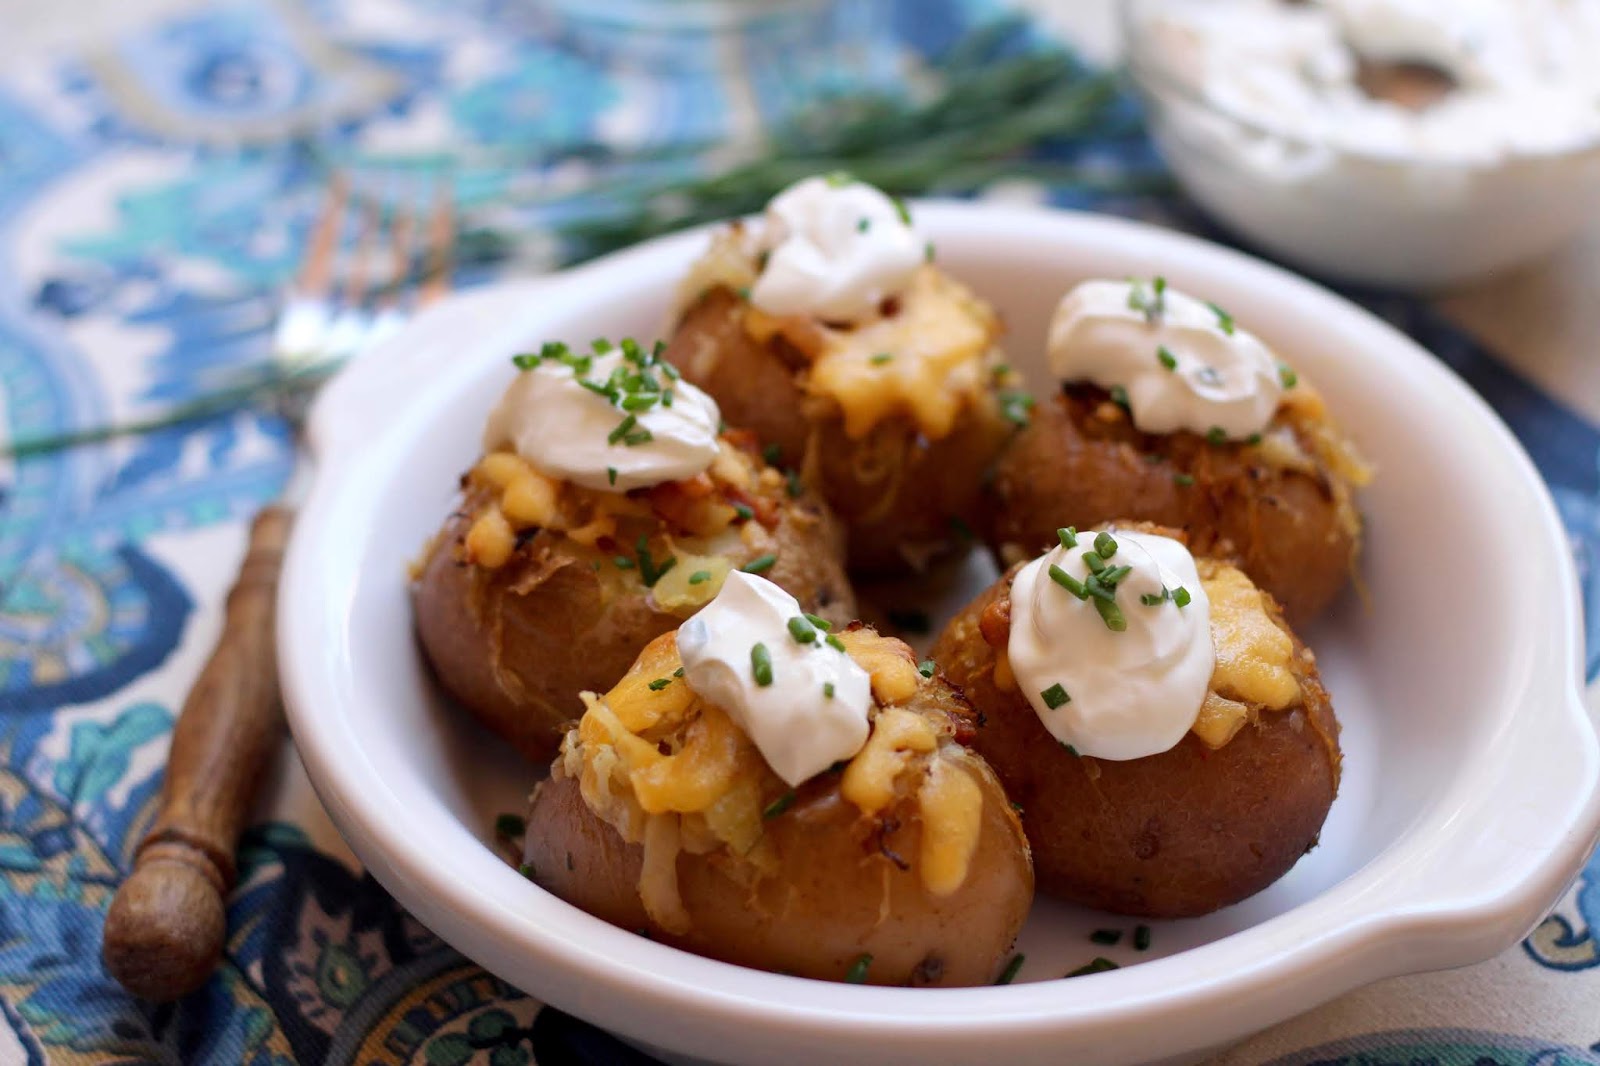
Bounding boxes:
839 707 938 816
915 758 982 897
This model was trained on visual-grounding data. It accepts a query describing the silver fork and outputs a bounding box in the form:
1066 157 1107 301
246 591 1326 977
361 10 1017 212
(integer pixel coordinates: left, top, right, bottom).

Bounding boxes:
101 174 457 1003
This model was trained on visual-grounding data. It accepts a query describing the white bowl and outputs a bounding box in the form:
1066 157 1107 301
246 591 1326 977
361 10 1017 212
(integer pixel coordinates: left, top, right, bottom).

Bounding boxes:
278 203 1600 1066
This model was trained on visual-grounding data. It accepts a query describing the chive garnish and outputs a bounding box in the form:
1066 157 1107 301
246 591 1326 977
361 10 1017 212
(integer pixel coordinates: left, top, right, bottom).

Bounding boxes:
689 570 712 585
751 643 774 686
1067 957 1120 978
1057 526 1078 549
763 791 796 819
1206 301 1236 334
949 516 975 542
1098 564 1133 586
804 612 832 631
1206 426 1227 446
518 862 537 880
495 813 526 838
845 954 873 984
823 682 836 699
613 555 636 569
673 666 685 677
762 443 782 465
621 392 659 412
1246 432 1263 446
1093 597 1127 632
742 553 777 574
1172 586 1192 608
892 196 911 226
787 616 818 644
1157 345 1178 371
870 352 893 365
825 633 846 652
607 414 637 445
648 677 672 691
1134 924 1152 951
1000 389 1034 427
786 469 804 498
1109 385 1130 410
1041 683 1070 710
1140 589 1169 607
1048 564 1088 600
918 659 936 678
1279 363 1298 389
1083 552 1107 574
1090 929 1123 946
1093 531 1118 558
732 503 754 521
607 466 618 486
1063 743 1080 757
924 241 935 263
857 217 871 232
512 353 539 369
995 954 1026 985
1173 472 1195 487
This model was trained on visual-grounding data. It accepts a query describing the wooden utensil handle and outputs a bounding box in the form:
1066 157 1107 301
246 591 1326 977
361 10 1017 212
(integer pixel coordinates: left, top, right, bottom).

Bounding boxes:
102 505 293 1001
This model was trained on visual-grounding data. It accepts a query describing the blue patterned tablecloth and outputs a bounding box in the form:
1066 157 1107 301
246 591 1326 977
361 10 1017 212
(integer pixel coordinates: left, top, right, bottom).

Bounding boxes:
0 0 1596 1062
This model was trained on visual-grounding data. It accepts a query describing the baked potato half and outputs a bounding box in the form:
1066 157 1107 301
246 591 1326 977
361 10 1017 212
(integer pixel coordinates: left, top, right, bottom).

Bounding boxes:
412 430 855 763
932 530 1340 918
664 225 1024 575
524 626 1034 986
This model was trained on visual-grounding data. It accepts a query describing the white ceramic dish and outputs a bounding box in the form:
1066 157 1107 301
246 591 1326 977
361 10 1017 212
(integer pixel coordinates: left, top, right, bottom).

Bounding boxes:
278 203 1600 1066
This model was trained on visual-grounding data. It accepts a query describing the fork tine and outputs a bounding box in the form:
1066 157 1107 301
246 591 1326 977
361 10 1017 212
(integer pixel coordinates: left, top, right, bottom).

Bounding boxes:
419 175 455 308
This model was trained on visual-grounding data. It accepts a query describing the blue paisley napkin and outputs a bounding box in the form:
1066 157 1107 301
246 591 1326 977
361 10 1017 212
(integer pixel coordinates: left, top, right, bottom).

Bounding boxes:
0 1 1595 1063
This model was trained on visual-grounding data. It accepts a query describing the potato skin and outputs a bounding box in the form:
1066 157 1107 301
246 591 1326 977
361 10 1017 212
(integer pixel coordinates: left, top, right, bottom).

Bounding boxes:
412 488 855 764
666 288 1015 574
932 564 1339 918
990 388 1357 625
525 676 1034 986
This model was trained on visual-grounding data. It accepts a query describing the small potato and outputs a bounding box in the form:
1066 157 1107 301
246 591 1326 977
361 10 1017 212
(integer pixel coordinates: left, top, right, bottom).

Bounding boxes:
525 628 1034 986
665 236 1021 574
990 385 1369 625
412 435 855 763
932 545 1340 918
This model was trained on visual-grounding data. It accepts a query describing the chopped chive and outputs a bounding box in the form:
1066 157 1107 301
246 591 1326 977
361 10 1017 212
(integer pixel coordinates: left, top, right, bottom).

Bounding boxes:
1093 531 1118 558
804 612 832 631
786 469 804 498
949 516 975 542
1066 957 1120 978
613 556 636 569
1279 363 1298 389
826 633 846 652
892 196 912 226
518 862 537 880
607 414 637 445
823 682 836 699
1134 925 1152 951
661 361 680 380
1083 552 1107 574
1057 526 1078 549
1000 389 1034 427
825 170 854 187
918 659 936 678
1100 564 1133 586
1157 345 1178 371
606 466 618 486
751 643 774 686
1041 683 1070 710
591 338 615 353
1206 301 1235 334
924 241 935 263
736 286 751 300
1048 564 1088 600
1172 586 1192 608
787 616 818 644
673 666 684 677
1109 385 1130 410
1173 472 1196 487
512 353 540 369
1246 432 1263 446
1140 589 1169 607
732 503 754 521
1206 426 1227 446
647 677 673 691
495 813 526 838
1094 597 1127 632
857 217 871 232
845 954 873 984
622 428 655 447
763 791 796 819
1090 928 1123 946
762 443 782 465
621 393 659 412
689 570 712 585
995 954 1026 985
870 352 893 365
741 553 777 574
1063 743 1080 757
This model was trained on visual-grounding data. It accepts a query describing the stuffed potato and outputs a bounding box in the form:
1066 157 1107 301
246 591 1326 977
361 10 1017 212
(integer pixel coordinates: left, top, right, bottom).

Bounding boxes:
989 278 1370 624
524 576 1033 985
932 524 1340 918
663 175 1025 574
412 339 856 764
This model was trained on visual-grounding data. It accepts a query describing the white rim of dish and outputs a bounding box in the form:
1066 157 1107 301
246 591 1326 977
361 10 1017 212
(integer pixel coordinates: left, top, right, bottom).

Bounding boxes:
280 202 1600 1055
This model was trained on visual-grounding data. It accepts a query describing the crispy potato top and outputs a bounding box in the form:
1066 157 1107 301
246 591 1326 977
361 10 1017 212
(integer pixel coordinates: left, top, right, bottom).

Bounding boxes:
676 226 1012 442
560 627 987 932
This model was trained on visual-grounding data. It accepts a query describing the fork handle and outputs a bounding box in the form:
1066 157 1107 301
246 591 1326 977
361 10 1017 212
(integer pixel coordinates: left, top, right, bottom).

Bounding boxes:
102 506 292 1001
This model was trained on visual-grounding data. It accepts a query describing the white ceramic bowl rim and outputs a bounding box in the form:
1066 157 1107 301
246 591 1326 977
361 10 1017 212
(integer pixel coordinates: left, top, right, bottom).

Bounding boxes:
280 202 1599 1060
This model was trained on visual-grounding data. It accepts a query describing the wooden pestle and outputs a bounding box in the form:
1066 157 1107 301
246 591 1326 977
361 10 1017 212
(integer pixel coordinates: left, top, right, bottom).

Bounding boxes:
102 506 292 1001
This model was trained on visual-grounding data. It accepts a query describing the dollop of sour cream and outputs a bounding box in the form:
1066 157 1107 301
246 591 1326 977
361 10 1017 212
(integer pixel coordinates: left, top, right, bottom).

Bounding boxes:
749 176 924 323
677 572 872 787
1048 279 1286 440
1008 529 1214 761
483 344 722 493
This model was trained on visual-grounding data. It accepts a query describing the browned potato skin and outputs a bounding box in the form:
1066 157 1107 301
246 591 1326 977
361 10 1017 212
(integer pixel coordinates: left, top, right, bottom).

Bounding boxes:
525 679 1034 986
990 387 1356 625
666 288 1015 575
932 563 1339 919
412 488 856 764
